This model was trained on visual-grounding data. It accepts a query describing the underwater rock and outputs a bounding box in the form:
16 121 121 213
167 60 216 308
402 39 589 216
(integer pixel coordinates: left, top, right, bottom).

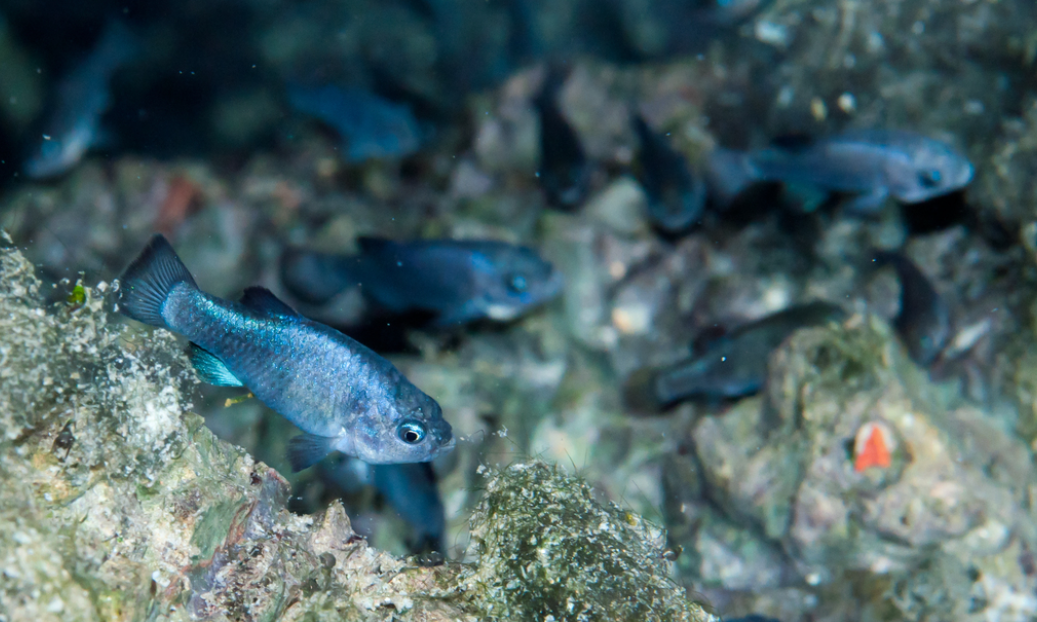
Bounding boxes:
0 237 714 622
681 314 1037 620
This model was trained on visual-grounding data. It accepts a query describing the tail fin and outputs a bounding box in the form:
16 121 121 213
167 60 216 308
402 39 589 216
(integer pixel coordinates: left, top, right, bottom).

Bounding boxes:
118 234 196 327
704 147 757 207
280 248 358 305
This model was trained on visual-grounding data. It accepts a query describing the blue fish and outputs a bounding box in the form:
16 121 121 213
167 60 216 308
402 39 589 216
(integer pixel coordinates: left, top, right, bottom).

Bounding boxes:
287 84 421 163
871 250 949 365
706 129 974 213
280 237 564 326
25 20 137 179
624 302 845 411
631 114 707 232
118 235 454 469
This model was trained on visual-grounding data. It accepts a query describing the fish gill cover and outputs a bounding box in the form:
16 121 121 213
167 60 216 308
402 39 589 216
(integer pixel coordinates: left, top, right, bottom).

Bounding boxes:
0 236 714 622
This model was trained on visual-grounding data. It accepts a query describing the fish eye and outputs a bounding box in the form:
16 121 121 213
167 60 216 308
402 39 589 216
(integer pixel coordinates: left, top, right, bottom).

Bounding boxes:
507 274 529 294
917 169 942 189
397 420 426 445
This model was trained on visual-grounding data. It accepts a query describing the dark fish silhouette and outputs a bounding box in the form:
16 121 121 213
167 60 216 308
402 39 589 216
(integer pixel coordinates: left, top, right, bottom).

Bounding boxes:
624 302 845 411
871 250 949 365
631 114 706 232
25 20 137 178
534 66 592 210
118 235 454 470
281 237 564 326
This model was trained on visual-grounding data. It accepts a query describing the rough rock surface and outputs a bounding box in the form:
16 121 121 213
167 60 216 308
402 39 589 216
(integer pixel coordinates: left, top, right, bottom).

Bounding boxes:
0 236 714 622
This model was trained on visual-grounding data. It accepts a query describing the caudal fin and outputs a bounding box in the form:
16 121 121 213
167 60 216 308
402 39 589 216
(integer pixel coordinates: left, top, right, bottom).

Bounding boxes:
279 248 357 305
704 147 758 208
118 234 197 327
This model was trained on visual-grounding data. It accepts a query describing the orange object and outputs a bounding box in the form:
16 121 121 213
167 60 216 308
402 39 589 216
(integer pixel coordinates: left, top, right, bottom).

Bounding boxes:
156 175 201 236
854 424 891 472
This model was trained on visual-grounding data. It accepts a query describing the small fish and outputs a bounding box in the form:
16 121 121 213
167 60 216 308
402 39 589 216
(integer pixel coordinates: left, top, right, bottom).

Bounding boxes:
25 20 137 179
534 66 592 210
118 235 454 469
631 114 706 232
287 84 421 163
871 250 949 365
706 130 974 213
281 238 564 326
624 302 845 411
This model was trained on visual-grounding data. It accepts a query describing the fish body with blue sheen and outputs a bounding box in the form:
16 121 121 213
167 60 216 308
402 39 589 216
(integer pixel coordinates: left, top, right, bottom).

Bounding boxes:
118 235 454 469
631 114 706 232
534 67 592 210
25 20 137 179
706 129 974 213
624 302 845 411
871 250 949 365
281 237 564 326
287 84 421 163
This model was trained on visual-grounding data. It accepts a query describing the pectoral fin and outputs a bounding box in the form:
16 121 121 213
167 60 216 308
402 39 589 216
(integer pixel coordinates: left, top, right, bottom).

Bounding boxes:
188 343 244 387
288 433 338 472
843 187 890 214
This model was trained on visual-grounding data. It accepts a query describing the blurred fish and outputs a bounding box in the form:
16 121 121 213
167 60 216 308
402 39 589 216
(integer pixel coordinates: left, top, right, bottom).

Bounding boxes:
706 130 974 213
631 114 707 232
281 237 564 326
24 20 137 179
871 250 949 365
118 235 453 469
534 66 592 210
323 457 445 552
287 84 421 163
624 302 845 411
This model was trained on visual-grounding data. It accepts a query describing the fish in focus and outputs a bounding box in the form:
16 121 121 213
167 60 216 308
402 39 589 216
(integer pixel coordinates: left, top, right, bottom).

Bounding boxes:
324 457 446 553
871 250 949 365
118 235 454 469
705 129 974 213
631 114 707 232
24 19 137 179
287 84 422 163
534 66 592 210
624 301 845 411
280 237 564 326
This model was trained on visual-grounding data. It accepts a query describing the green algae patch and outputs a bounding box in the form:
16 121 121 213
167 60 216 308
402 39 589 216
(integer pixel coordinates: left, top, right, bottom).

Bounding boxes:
458 461 713 622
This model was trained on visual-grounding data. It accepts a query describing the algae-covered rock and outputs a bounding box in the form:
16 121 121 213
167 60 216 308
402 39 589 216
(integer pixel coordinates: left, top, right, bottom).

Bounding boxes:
679 314 1037 620
459 461 710 622
0 236 713 622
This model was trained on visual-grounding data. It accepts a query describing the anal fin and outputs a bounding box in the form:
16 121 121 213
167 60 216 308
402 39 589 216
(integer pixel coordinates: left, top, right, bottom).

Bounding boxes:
188 343 244 387
288 433 338 472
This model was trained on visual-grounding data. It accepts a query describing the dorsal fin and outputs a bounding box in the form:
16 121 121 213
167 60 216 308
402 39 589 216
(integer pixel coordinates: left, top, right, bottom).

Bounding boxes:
240 286 301 318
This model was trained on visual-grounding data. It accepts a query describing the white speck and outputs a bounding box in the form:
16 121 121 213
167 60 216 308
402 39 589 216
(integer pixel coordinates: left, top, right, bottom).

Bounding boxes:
911 21 925 35
46 597 64 613
721 356 726 362
754 21 789 47
837 93 856 113
42 134 52 141
806 572 822 585
776 85 794 108
964 100 984 115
